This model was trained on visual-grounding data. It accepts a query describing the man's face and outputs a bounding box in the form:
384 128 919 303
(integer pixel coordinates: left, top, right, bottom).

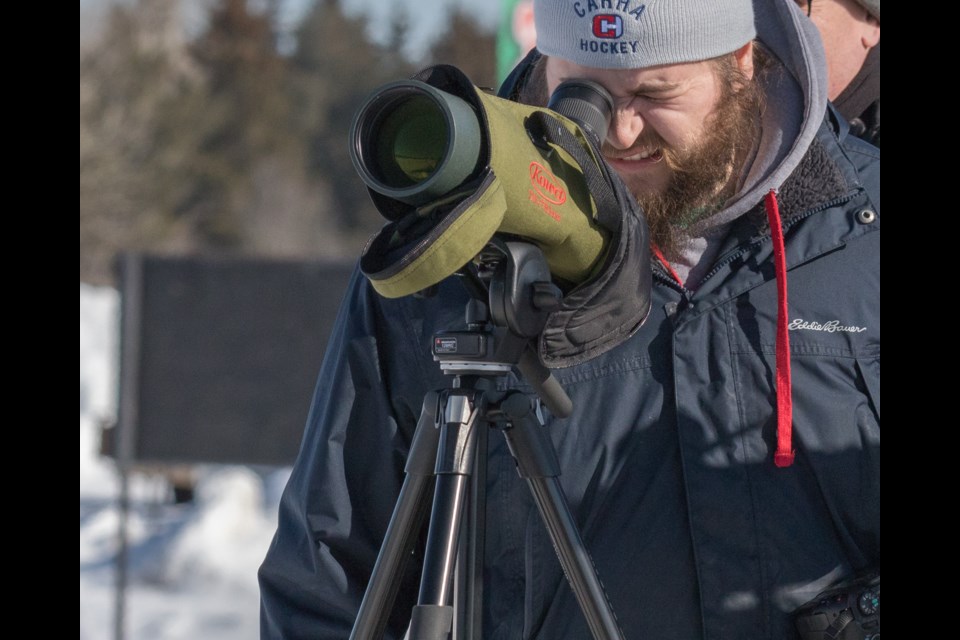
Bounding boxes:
543 47 759 255
545 55 730 198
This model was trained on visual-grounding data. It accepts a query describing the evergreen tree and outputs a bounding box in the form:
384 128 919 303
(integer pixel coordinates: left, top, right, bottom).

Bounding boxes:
80 0 203 285
183 0 293 248
287 0 415 237
423 9 498 91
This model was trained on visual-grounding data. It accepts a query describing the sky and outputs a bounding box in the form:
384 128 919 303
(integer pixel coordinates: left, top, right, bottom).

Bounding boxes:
79 0 503 62
80 284 288 640
338 0 501 60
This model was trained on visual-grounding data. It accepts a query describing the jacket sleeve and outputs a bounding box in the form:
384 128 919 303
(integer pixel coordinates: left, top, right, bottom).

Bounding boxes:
258 266 432 639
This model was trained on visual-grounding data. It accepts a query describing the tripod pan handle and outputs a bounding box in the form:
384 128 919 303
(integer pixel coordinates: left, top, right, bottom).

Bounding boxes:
518 347 573 418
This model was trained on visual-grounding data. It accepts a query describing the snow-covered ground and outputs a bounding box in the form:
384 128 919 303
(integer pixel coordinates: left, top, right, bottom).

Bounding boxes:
80 283 290 639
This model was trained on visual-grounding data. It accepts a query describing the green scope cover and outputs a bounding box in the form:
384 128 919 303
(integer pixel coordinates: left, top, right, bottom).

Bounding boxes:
359 66 612 299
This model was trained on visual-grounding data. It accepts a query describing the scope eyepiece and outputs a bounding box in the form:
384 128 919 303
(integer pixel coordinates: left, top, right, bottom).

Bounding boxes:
547 79 614 147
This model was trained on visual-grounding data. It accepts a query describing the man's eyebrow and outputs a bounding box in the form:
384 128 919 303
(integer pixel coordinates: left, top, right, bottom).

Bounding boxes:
629 80 682 94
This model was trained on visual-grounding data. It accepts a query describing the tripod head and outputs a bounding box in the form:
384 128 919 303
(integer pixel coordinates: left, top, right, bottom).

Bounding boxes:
432 238 573 417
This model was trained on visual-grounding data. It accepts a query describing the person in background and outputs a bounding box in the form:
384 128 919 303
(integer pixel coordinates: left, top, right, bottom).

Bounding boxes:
496 0 536 85
799 0 880 145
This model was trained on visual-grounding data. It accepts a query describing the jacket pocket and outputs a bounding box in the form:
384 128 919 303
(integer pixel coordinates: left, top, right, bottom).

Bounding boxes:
730 348 881 610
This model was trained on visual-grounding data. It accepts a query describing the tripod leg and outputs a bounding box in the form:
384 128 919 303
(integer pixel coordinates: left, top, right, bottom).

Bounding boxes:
408 389 483 640
351 392 443 640
456 416 487 640
499 392 626 640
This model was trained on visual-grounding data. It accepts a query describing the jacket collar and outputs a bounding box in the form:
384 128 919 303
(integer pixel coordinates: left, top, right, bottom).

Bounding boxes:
687 122 878 309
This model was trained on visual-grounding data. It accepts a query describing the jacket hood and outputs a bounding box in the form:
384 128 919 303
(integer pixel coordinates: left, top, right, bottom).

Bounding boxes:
697 0 829 231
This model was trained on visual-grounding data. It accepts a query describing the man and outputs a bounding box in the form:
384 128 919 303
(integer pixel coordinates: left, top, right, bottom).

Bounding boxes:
800 0 880 145
259 0 880 638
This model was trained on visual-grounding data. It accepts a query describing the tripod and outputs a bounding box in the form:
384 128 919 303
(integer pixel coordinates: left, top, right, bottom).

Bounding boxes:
350 240 625 640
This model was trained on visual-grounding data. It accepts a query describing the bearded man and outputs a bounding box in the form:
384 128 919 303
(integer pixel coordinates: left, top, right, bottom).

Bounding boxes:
259 1 880 638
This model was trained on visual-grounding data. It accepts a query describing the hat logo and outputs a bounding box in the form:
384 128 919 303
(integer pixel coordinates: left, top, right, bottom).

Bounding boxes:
592 14 623 39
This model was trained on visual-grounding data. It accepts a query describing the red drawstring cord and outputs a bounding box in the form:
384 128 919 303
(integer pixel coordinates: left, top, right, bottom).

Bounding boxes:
651 244 683 286
764 190 795 468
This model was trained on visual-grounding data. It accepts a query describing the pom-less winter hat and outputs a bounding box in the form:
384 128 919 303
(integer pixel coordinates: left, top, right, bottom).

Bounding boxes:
533 0 757 69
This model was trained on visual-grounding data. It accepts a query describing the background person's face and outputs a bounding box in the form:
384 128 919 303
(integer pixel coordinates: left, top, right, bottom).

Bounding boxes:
794 0 880 100
544 56 726 198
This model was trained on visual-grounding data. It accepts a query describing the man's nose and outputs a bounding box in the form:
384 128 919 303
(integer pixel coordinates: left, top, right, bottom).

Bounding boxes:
606 106 644 151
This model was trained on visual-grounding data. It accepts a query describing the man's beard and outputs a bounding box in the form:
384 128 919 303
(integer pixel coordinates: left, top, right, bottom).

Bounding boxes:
619 78 763 259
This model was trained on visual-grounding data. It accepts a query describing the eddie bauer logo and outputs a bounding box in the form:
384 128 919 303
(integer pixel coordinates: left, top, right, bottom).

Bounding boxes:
788 319 867 334
528 162 566 221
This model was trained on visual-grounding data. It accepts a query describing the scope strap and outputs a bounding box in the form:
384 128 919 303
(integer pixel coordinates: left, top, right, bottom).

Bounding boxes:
526 111 623 233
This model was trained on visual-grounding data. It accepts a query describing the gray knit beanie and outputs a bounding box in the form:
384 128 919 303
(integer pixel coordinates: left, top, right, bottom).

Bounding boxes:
534 0 757 69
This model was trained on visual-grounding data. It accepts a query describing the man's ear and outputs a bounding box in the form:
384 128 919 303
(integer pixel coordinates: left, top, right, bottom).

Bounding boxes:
734 41 755 81
861 16 880 49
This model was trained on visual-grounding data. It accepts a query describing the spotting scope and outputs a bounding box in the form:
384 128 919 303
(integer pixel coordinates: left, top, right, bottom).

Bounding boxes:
348 65 625 300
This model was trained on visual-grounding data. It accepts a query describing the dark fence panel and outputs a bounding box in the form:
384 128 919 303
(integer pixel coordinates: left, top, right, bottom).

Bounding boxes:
114 253 355 466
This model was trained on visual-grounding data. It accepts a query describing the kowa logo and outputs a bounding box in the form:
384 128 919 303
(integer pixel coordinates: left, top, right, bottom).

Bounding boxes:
592 14 623 38
529 162 567 206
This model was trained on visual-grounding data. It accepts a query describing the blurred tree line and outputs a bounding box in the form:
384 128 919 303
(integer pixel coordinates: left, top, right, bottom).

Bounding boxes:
80 0 497 285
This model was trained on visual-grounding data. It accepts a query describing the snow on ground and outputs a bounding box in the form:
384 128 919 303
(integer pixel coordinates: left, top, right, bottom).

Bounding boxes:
80 283 290 640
